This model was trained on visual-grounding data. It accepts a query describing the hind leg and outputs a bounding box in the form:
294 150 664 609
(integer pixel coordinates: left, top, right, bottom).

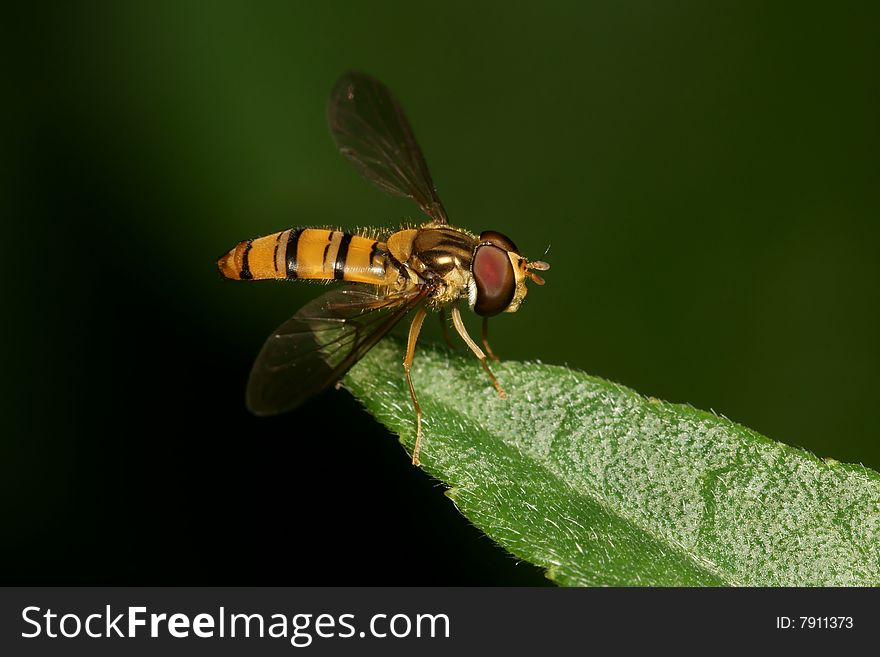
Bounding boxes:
403 305 428 465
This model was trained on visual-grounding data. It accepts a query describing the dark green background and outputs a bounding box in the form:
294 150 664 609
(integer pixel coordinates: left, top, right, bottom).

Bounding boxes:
7 1 878 584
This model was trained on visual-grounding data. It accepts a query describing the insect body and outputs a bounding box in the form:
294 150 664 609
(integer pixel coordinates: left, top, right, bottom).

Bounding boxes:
218 72 549 465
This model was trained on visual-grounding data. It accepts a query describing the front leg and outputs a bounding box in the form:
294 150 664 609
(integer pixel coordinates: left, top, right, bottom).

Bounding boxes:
481 316 500 362
450 305 506 399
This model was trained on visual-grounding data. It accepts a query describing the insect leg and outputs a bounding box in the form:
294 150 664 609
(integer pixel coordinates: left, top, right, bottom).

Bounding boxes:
451 305 506 399
481 317 500 362
404 304 428 466
438 308 455 348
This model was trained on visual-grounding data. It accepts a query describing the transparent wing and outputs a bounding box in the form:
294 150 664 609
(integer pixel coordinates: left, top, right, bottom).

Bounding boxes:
327 71 449 224
246 286 428 416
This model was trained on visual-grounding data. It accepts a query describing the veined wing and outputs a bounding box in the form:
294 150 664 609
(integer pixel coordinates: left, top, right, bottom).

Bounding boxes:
246 286 428 416
327 71 449 224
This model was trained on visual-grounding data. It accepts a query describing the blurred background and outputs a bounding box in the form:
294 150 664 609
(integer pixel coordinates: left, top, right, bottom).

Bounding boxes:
5 1 878 584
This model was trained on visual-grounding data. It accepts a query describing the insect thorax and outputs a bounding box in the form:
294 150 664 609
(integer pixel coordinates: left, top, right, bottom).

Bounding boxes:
383 225 477 308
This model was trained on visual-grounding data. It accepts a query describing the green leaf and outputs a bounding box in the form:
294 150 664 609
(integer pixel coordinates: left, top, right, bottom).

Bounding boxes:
345 339 880 586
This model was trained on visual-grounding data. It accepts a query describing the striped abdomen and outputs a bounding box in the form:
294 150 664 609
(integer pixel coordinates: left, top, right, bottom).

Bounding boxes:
218 228 396 286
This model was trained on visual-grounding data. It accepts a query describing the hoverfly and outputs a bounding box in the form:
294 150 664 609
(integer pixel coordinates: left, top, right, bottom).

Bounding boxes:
218 72 549 465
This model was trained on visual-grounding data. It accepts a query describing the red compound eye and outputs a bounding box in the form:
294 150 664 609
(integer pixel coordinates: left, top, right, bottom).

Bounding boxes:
479 230 519 254
472 244 516 316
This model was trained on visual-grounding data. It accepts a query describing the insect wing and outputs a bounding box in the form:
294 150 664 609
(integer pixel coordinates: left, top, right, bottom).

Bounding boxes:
246 286 428 416
327 71 449 224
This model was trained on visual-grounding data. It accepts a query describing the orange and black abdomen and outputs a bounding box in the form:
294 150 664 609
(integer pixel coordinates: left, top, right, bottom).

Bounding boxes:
218 228 395 285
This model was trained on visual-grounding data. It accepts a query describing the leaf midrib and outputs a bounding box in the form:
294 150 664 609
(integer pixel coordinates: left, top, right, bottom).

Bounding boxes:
427 395 734 585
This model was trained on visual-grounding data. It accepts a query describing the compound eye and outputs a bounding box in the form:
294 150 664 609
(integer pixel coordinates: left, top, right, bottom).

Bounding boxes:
473 244 516 316
479 230 519 254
